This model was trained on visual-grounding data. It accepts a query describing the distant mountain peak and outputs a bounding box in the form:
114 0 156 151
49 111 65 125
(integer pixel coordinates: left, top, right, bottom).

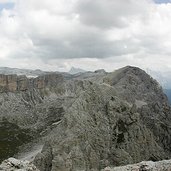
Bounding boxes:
69 67 86 74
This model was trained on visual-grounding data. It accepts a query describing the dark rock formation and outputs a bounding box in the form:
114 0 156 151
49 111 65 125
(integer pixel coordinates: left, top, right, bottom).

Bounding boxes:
94 69 106 74
0 119 32 162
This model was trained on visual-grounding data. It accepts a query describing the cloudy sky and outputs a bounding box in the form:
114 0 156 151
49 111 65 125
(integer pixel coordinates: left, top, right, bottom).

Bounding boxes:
0 0 171 72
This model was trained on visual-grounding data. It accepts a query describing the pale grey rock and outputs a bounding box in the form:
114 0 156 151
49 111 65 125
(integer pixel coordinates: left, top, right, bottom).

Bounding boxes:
102 159 171 171
0 158 39 171
135 100 147 108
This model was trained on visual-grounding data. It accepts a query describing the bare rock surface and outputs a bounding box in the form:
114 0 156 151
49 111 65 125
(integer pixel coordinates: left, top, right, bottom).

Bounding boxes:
0 158 39 171
102 159 171 171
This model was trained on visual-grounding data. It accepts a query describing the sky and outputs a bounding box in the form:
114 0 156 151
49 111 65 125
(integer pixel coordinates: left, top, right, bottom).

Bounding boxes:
0 0 171 73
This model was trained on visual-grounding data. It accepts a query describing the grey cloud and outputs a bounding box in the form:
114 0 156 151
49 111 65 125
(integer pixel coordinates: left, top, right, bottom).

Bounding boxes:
1 0 152 61
76 0 149 29
24 26 140 61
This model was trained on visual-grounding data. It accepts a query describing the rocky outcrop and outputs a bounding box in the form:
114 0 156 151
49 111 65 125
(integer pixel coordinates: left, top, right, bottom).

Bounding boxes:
17 75 29 91
102 159 171 171
0 158 39 171
103 66 171 155
0 74 18 92
1 157 171 171
0 73 64 93
33 143 53 171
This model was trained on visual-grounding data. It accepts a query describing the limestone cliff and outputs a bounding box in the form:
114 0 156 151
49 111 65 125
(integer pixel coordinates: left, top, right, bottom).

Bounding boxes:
0 73 64 92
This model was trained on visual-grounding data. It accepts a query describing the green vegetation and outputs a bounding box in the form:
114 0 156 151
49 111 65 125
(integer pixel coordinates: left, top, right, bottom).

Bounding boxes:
0 119 32 162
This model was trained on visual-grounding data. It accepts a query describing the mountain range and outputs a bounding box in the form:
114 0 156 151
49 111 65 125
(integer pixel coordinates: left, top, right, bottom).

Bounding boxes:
0 66 171 171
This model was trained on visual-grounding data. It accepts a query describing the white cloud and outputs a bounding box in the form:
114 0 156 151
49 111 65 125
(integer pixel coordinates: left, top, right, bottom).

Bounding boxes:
0 0 171 74
76 0 151 28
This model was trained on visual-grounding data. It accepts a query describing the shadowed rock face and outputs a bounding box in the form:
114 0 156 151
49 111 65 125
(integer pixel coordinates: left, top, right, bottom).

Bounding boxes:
0 120 32 162
0 66 171 171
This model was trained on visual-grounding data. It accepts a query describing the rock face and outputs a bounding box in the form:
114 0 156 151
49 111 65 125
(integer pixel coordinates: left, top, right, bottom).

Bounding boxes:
0 66 171 171
0 158 39 171
0 73 64 92
0 74 18 92
33 143 53 171
102 159 171 171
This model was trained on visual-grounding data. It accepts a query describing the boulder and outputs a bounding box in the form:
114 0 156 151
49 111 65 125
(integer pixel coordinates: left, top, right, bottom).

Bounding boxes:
0 158 39 171
102 159 171 171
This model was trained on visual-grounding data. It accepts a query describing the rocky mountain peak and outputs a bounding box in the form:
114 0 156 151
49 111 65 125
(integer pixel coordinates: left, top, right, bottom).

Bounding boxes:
69 67 86 74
